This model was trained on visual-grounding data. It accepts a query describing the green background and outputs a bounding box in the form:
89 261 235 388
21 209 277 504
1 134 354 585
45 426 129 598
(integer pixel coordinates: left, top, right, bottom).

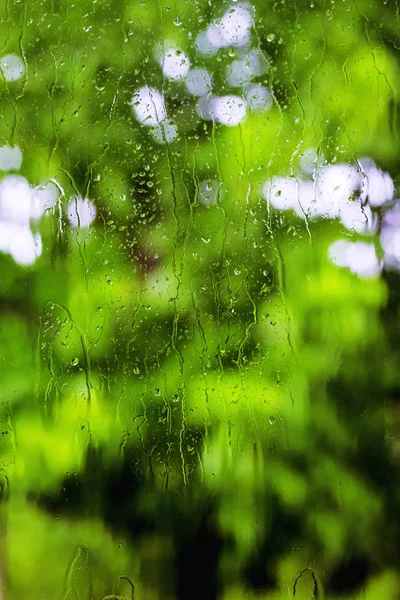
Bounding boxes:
1 0 400 598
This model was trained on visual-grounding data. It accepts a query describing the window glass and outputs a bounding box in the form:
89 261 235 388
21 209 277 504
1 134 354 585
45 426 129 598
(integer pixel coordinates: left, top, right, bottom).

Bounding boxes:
1 1 400 598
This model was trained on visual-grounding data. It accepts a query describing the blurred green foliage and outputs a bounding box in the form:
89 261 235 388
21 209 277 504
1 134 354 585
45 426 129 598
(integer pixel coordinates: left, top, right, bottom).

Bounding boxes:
1 0 400 598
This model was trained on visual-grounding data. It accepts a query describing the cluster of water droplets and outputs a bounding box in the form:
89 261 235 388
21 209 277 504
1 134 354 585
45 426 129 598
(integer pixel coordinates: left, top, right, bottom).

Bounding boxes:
263 149 400 278
0 146 96 265
131 2 272 141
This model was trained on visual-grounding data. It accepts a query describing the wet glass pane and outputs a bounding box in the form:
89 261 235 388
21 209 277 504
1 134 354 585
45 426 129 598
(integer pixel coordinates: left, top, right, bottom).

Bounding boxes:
1 0 400 598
